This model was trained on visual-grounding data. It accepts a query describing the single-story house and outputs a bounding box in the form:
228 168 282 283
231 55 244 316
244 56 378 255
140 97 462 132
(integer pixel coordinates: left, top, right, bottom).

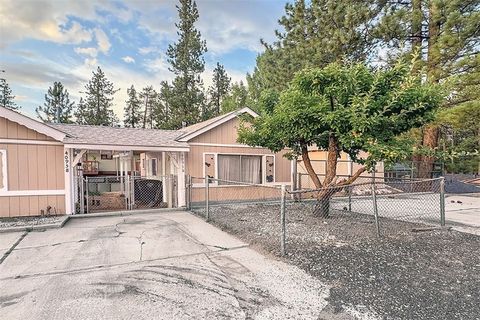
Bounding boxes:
0 106 294 217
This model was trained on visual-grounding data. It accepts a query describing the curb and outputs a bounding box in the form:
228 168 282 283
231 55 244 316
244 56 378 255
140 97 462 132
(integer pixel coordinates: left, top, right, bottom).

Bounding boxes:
68 207 186 219
0 216 70 234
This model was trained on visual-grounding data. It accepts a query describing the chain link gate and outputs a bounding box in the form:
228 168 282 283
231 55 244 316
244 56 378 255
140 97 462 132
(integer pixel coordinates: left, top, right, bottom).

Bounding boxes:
75 175 177 214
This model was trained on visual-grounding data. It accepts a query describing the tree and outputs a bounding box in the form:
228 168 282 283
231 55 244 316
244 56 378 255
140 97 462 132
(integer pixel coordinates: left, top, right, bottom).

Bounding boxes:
36 82 74 123
0 78 18 110
377 0 480 177
161 0 207 129
206 62 230 119
238 62 442 217
75 66 119 126
139 86 157 129
124 85 142 128
437 103 480 174
221 81 249 113
247 0 387 100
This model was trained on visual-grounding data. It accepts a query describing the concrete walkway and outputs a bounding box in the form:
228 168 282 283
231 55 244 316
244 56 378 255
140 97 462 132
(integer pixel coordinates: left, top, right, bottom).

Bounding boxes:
445 193 480 235
0 211 332 320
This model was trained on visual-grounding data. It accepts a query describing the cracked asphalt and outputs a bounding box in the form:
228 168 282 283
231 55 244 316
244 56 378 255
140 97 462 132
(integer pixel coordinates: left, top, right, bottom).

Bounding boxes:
0 211 333 320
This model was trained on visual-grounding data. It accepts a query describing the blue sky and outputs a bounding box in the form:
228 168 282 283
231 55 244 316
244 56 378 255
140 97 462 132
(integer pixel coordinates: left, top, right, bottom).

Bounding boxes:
0 0 287 119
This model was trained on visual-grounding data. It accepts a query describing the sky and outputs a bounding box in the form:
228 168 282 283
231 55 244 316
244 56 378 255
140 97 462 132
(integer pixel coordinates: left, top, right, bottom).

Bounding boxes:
0 0 287 119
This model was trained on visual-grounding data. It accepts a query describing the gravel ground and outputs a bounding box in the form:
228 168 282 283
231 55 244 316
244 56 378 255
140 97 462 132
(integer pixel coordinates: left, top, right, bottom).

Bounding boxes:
192 203 480 320
0 216 64 229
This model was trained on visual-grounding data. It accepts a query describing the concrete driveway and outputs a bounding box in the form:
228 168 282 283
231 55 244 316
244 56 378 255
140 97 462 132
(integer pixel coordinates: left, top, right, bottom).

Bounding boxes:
0 211 331 320
445 193 480 234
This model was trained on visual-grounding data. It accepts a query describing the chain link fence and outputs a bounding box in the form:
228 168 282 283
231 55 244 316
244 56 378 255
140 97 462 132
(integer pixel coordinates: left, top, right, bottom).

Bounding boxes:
187 176 446 256
75 175 177 214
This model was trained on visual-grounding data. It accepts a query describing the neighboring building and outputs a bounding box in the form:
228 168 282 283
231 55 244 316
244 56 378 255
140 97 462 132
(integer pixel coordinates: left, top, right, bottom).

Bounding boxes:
0 106 294 217
296 150 384 189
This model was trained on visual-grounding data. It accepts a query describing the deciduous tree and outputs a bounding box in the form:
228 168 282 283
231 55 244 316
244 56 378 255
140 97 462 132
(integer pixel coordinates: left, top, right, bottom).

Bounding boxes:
239 62 442 217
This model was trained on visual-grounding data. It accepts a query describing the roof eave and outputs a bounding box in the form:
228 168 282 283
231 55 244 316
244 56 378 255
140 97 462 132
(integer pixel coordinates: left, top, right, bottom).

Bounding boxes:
176 107 258 142
0 107 67 141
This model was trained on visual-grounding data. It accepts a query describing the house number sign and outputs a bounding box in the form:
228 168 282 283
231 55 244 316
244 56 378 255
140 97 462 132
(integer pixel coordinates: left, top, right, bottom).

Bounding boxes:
64 151 69 173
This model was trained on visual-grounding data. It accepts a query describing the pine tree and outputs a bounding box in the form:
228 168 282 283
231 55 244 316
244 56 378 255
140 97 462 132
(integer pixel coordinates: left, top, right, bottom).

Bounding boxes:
248 0 386 98
124 85 142 128
75 66 119 126
221 81 249 113
139 86 157 129
36 82 74 123
160 0 207 129
377 0 480 177
206 62 230 119
0 78 18 110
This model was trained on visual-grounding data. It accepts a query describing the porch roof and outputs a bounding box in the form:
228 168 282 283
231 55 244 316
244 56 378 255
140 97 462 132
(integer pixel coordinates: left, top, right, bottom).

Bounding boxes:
50 124 189 151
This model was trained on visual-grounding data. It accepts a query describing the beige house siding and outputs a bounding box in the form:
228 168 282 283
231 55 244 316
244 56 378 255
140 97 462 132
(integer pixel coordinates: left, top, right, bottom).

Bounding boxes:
0 117 56 140
297 150 384 189
0 116 65 217
187 116 292 203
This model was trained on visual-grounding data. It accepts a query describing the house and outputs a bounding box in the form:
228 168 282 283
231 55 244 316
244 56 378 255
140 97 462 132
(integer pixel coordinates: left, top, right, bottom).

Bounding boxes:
0 106 294 217
296 150 384 189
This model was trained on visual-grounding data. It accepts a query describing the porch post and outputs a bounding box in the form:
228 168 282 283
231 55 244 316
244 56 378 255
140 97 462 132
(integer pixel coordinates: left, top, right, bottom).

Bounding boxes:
177 151 186 207
162 151 167 202
63 147 74 214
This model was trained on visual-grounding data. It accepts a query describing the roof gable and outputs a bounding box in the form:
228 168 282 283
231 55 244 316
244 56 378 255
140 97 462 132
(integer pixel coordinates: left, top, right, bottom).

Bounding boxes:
176 107 258 142
0 107 66 141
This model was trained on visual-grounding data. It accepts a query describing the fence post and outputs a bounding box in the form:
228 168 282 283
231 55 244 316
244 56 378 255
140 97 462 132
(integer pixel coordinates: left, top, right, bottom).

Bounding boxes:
371 182 380 237
205 177 210 222
440 177 446 226
280 185 286 256
348 185 352 212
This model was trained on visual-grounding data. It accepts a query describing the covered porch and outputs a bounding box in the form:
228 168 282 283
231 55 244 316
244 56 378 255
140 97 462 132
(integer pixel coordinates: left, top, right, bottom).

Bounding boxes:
66 146 188 214
52 123 190 215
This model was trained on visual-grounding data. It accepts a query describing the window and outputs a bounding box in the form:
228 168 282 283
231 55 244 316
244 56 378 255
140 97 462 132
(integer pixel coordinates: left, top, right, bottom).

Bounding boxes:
218 155 262 185
0 149 7 191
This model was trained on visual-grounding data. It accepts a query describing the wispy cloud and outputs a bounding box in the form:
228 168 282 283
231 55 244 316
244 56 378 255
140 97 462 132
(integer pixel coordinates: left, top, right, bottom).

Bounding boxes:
122 56 135 63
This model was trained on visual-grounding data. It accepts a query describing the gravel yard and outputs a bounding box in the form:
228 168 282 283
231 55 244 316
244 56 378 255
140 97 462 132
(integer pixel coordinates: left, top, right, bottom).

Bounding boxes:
192 203 480 320
0 216 65 229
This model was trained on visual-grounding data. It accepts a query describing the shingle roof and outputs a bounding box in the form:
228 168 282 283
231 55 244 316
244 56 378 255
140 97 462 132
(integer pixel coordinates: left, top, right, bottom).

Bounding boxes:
50 124 188 149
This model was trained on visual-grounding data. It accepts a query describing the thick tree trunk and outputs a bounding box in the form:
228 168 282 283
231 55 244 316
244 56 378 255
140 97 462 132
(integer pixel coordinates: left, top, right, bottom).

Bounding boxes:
418 0 441 178
418 125 440 178
301 145 322 189
324 134 338 186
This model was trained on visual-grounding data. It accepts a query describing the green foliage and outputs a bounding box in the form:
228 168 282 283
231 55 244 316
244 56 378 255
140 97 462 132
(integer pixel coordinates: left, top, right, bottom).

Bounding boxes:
75 67 119 126
239 62 443 170
248 0 387 97
139 86 157 129
160 0 207 129
206 62 230 119
124 85 142 128
221 81 249 113
437 103 480 173
36 82 74 123
0 78 18 110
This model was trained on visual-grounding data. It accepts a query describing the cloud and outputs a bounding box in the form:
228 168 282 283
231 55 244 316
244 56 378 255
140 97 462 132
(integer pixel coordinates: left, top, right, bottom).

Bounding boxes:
94 28 111 54
0 1 95 47
122 56 135 64
138 46 158 55
75 47 98 58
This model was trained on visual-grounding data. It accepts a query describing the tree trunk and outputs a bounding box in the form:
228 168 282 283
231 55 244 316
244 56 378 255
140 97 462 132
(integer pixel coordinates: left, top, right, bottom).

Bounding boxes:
324 133 338 186
301 145 322 189
418 124 440 178
418 0 441 177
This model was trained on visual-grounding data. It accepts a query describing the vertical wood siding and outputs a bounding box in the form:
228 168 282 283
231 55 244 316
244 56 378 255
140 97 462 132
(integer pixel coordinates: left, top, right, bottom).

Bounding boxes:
0 116 65 217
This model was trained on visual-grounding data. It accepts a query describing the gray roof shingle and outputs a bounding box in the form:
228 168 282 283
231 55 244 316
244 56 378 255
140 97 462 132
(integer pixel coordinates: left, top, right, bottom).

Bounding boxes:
50 124 188 149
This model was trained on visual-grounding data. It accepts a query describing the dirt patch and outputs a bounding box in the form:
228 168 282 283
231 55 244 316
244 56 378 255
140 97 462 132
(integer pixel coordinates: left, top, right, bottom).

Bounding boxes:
192 203 480 320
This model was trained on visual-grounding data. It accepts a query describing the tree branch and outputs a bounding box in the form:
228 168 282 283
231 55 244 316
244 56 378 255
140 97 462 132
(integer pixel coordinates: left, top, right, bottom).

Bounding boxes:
301 145 322 189
337 166 367 186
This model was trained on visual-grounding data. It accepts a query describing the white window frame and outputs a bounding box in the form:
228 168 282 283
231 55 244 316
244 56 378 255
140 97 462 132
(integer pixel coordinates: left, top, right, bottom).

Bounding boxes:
0 149 7 191
198 152 277 188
